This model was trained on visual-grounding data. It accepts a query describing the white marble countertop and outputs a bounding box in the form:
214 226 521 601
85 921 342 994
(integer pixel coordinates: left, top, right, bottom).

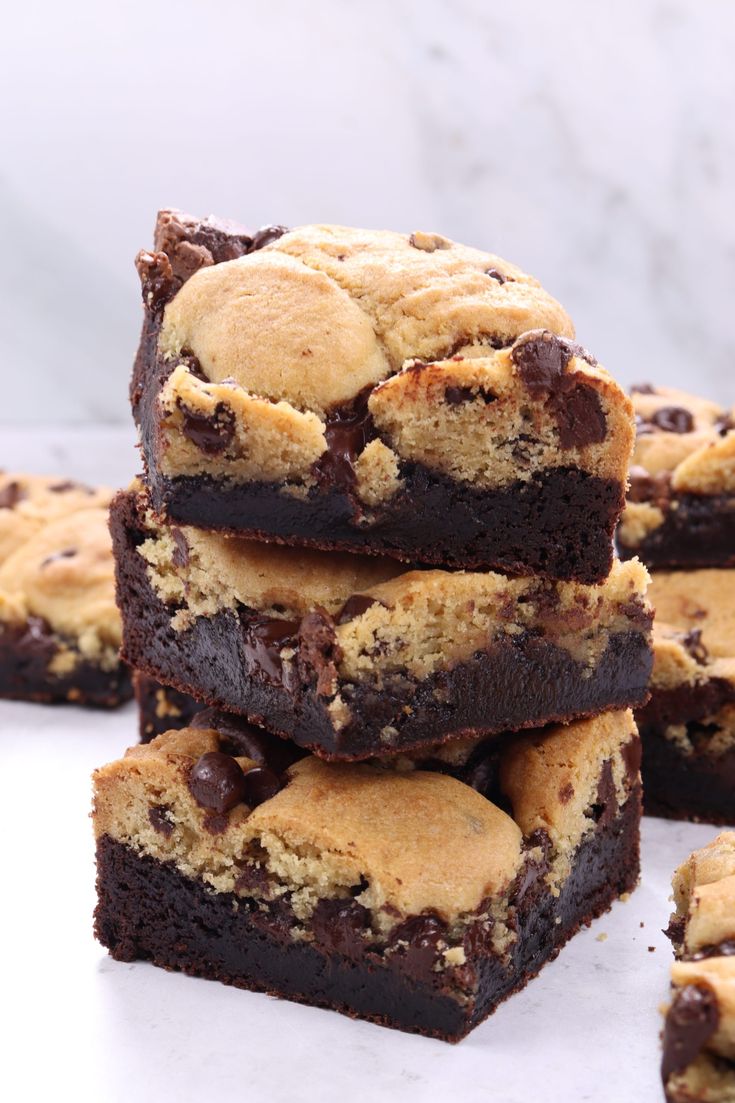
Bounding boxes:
1 427 728 1102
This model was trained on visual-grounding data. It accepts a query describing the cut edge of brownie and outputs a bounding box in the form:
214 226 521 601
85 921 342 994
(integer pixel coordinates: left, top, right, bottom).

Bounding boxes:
145 464 624 582
618 493 735 571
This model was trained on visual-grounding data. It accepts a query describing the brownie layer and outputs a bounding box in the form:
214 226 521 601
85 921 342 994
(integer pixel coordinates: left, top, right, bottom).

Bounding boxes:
639 726 735 825
618 493 735 570
113 495 651 758
134 671 202 741
146 464 623 581
0 618 131 707
94 787 639 1042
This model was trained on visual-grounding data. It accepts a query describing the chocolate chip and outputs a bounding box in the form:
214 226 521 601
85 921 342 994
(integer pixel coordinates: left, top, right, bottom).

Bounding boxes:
651 406 694 434
661 985 720 1083
444 385 497 406
40 547 77 568
249 225 289 251
241 766 281 807
552 383 607 449
171 528 189 569
681 628 709 665
311 898 369 956
485 268 507 284
179 401 236 454
0 481 26 509
148 804 175 837
336 594 381 624
511 332 574 397
589 759 617 828
298 610 342 697
716 413 735 436
558 781 574 804
48 479 94 494
621 736 642 784
188 751 247 813
630 383 656 395
190 707 305 774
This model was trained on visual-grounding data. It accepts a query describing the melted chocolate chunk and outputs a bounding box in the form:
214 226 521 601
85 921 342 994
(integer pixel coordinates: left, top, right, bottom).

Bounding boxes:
0 481 26 510
336 594 381 624
681 628 709 665
179 401 236 455
40 547 77 568
692 939 735 960
662 985 720 1082
249 225 289 251
148 804 175 837
242 616 299 689
298 610 342 697
171 528 189 569
314 390 375 491
621 736 642 786
310 898 369 956
188 751 247 813
589 759 618 829
552 384 607 449
444 385 497 406
485 268 507 284
389 914 447 978
650 406 694 434
241 766 281 807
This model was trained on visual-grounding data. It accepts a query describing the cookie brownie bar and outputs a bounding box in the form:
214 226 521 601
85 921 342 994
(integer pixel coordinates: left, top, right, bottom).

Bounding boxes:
132 209 634 582
93 708 641 1041
134 670 201 741
111 483 652 759
618 385 735 569
0 474 130 706
662 834 735 1101
636 619 735 824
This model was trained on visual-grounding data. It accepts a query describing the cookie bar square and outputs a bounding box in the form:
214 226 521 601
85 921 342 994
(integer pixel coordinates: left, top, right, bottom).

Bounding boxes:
134 670 202 741
93 708 641 1041
111 483 652 760
662 834 735 1101
131 209 634 582
638 569 735 823
0 472 130 706
618 385 735 569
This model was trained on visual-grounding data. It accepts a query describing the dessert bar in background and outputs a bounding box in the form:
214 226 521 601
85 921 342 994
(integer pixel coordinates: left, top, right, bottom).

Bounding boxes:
662 833 735 1101
0 472 130 706
134 670 201 741
112 483 653 760
132 210 635 582
618 385 735 569
93 708 641 1041
637 570 735 824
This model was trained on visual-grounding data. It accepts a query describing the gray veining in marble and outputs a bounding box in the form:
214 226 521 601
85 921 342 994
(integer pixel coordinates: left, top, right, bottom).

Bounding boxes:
1 0 733 423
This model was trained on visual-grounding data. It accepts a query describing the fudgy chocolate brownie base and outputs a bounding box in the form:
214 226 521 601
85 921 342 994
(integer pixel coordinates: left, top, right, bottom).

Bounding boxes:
618 491 735 571
638 683 735 824
0 618 131 707
111 491 652 760
134 671 201 740
145 465 625 581
131 210 634 581
95 792 638 1042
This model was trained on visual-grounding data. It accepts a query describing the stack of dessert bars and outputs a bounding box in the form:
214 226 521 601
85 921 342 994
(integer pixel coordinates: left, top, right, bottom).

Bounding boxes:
93 211 653 1041
619 386 735 824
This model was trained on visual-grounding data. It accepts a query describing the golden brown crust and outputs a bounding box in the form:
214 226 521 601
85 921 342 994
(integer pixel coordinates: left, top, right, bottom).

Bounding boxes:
0 472 112 566
631 386 735 493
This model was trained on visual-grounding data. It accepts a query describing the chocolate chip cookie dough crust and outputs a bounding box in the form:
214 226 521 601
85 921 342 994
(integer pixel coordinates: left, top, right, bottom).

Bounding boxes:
93 710 641 1040
111 484 652 760
132 210 634 582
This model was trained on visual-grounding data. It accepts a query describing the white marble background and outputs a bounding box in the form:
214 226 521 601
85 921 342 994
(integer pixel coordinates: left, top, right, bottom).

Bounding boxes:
1 0 734 424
